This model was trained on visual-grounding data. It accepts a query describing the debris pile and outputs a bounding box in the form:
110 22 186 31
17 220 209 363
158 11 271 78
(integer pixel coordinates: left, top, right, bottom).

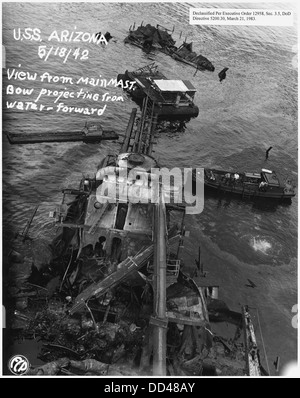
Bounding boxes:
171 42 215 72
3 221 250 377
4 245 248 376
125 24 215 72
125 24 176 49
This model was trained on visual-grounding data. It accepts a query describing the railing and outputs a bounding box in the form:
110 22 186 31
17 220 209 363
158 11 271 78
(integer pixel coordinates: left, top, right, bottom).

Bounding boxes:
132 62 158 76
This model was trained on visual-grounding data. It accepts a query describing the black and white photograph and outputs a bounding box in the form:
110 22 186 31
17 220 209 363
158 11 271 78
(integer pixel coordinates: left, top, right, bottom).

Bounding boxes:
1 0 298 379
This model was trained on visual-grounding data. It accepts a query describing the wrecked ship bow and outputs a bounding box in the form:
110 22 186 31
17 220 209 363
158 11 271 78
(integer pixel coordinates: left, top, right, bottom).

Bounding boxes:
4 100 265 376
46 107 214 375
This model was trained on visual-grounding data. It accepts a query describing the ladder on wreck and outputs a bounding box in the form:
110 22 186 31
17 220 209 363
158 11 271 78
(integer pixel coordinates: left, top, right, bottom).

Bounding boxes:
121 95 158 156
134 94 158 155
147 258 180 288
131 62 159 77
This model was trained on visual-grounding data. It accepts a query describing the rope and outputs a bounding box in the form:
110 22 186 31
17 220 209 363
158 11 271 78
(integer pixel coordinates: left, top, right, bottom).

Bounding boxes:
59 247 74 292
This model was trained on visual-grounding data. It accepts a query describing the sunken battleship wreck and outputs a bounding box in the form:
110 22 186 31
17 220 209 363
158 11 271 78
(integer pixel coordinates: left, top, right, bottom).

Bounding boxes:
4 96 264 376
124 23 215 72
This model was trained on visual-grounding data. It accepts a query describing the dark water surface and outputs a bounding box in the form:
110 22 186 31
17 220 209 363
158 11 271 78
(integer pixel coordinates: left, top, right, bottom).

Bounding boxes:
2 2 298 374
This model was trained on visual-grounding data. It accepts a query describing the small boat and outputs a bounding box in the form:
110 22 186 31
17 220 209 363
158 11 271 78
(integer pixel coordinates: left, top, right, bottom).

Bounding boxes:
117 63 199 120
193 168 296 200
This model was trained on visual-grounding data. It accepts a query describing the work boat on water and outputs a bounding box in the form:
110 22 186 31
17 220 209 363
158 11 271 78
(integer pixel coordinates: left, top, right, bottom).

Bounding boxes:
193 168 296 201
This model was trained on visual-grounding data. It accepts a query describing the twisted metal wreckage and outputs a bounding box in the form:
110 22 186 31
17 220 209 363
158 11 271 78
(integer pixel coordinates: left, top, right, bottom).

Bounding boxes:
4 60 264 376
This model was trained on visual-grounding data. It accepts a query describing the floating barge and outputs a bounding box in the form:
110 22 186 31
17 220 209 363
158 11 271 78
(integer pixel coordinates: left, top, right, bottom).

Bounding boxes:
124 23 215 72
6 122 118 145
118 63 199 120
194 167 296 201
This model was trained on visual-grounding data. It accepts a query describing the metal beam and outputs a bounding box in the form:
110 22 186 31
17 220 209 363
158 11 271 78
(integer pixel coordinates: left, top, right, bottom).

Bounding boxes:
242 306 262 376
120 108 137 153
152 193 167 375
